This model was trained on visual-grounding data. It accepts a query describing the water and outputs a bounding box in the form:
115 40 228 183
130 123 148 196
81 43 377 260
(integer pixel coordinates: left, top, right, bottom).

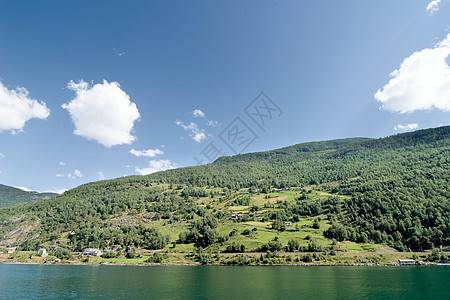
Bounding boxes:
0 264 448 299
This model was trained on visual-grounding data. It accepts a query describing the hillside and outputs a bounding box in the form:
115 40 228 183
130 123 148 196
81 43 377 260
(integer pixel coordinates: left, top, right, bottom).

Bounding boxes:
0 184 58 208
0 126 449 264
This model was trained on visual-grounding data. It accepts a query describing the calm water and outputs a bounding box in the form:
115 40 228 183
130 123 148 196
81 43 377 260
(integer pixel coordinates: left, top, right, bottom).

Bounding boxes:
0 264 448 299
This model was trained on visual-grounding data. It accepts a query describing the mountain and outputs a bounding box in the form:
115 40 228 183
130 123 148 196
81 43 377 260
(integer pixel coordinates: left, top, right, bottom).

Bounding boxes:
0 126 449 261
0 184 58 208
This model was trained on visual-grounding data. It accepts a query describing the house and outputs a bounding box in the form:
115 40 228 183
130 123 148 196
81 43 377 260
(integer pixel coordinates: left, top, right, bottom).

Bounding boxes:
7 247 17 254
285 221 292 227
82 248 103 256
398 259 416 265
231 214 245 220
38 248 48 257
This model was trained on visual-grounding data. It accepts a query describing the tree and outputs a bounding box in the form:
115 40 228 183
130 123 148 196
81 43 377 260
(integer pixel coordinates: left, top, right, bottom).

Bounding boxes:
286 239 300 252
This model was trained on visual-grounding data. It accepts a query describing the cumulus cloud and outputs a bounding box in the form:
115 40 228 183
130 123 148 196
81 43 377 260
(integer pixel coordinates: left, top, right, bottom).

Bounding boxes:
56 174 65 178
62 80 140 147
394 123 419 131
68 169 83 179
130 148 164 157
0 81 50 133
135 159 176 175
0 153 4 159
98 171 105 180
175 120 207 143
375 34 450 113
192 109 220 127
193 109 205 118
59 161 65 166
427 0 442 15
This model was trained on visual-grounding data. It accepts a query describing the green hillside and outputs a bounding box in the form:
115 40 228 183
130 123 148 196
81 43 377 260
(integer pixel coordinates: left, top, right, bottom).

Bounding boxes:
0 184 58 208
0 126 449 264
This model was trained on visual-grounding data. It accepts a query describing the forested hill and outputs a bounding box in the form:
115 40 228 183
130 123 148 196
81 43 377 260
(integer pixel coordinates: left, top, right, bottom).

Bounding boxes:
0 184 58 208
214 137 373 163
142 126 450 190
0 126 449 253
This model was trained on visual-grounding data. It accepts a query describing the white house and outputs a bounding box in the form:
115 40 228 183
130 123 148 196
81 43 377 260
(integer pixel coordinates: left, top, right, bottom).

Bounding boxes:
398 259 416 265
83 248 102 256
38 248 48 257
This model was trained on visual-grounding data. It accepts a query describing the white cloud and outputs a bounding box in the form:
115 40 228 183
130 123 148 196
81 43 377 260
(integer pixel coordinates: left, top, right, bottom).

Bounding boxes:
62 80 140 147
192 109 220 127
74 169 83 178
175 120 207 143
375 34 450 113
193 132 206 143
130 148 164 157
394 123 419 131
193 109 205 118
135 159 176 175
426 0 442 15
206 120 220 127
0 153 4 159
59 161 65 166
15 186 33 192
98 171 105 180
0 81 50 133
68 169 83 179
45 188 67 194
56 174 65 178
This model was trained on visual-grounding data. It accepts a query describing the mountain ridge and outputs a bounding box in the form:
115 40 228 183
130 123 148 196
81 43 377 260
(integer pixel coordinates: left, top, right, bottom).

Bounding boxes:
0 184 58 208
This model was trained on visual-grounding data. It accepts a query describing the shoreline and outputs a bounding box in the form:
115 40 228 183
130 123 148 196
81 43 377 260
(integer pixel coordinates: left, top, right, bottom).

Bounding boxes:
0 260 441 267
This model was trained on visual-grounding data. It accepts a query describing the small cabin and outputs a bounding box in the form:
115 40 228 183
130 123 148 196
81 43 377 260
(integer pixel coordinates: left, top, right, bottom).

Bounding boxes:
285 221 292 227
398 259 416 265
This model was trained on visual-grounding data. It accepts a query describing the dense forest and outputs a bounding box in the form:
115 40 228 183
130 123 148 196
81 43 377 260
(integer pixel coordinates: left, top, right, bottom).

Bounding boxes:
0 126 449 255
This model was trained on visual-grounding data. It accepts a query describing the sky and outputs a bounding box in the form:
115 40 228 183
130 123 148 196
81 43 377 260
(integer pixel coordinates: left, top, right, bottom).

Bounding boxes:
0 0 449 193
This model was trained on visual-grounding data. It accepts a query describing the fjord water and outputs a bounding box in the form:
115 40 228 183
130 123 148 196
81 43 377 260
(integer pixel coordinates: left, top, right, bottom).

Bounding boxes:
0 265 448 299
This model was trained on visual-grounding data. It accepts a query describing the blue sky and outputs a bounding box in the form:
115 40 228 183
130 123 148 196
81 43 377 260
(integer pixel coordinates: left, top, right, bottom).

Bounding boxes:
0 0 449 193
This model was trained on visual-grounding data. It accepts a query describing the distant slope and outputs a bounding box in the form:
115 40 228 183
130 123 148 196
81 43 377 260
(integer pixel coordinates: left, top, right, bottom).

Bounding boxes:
0 184 58 208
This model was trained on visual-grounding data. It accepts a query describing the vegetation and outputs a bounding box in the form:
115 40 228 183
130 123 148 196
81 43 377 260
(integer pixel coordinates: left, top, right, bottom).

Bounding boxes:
0 126 449 264
0 184 57 208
